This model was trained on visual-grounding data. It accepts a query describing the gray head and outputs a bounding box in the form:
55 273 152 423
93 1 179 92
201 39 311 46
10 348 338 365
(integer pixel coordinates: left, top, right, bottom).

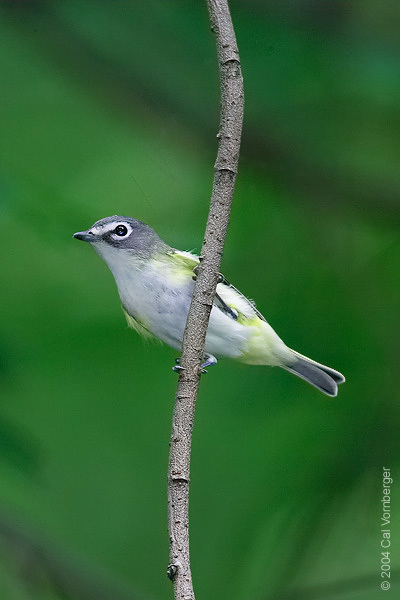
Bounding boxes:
73 216 169 259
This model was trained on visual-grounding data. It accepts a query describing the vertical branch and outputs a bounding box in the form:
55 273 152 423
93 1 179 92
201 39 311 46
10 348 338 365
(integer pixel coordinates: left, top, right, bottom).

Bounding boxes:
167 1 244 599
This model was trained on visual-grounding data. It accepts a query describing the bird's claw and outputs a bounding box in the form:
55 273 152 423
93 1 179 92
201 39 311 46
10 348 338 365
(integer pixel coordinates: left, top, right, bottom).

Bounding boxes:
200 354 217 371
172 355 217 373
172 358 183 372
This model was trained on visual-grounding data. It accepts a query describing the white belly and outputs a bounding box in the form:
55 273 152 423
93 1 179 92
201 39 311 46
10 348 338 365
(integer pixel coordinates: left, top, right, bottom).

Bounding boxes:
112 260 250 358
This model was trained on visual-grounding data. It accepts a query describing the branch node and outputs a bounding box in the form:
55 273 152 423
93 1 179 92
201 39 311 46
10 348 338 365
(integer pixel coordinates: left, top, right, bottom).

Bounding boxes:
222 57 240 66
171 474 190 484
167 563 178 581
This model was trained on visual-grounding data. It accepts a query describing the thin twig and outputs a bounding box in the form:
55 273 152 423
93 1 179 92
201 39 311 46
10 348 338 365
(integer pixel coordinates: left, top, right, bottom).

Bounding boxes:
167 1 244 598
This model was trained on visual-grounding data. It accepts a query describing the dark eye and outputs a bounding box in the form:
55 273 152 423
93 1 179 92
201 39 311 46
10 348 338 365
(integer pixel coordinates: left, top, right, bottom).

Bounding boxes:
114 225 128 237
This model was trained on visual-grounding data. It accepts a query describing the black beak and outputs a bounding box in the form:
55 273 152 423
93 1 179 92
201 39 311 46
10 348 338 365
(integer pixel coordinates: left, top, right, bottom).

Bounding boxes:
73 230 96 243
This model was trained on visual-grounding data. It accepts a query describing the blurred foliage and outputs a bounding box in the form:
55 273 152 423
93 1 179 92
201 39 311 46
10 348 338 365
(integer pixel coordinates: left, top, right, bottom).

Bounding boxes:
0 0 399 599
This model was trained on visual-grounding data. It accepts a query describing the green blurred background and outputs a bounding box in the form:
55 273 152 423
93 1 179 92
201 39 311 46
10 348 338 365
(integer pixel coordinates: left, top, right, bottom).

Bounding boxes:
0 1 399 599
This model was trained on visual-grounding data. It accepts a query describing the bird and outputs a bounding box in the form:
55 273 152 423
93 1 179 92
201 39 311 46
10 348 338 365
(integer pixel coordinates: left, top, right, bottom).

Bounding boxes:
74 216 345 397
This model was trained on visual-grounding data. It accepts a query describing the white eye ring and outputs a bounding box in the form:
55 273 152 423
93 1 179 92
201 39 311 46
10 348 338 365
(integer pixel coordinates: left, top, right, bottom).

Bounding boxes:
110 223 132 240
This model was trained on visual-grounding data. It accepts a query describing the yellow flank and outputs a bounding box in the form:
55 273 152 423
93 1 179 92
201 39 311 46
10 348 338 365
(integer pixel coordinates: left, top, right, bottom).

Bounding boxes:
239 317 293 366
148 249 293 366
153 250 199 284
122 307 161 343
168 250 199 270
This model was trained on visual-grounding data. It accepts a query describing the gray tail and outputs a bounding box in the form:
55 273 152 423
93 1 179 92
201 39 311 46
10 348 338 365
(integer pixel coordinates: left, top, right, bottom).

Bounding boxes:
282 351 345 397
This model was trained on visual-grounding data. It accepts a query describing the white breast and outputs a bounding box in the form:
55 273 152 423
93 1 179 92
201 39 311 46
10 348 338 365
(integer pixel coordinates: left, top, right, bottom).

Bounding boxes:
95 243 252 357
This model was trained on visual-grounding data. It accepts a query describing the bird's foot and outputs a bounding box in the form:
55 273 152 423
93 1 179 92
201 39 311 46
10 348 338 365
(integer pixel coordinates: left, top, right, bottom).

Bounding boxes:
172 358 183 372
200 354 218 374
172 355 218 374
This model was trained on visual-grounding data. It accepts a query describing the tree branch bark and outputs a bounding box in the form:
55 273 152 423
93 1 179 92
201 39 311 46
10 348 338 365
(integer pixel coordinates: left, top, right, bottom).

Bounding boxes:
167 1 244 598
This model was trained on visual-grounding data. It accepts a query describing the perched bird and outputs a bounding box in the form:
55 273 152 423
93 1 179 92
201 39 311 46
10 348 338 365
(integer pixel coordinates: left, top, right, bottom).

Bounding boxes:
74 216 345 396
